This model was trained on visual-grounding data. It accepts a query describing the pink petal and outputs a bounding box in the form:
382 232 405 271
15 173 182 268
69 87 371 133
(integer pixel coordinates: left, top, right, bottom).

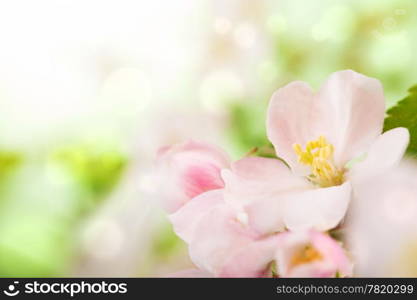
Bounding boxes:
187 204 274 277
311 231 353 277
267 70 385 171
218 235 280 277
169 189 224 243
283 181 351 231
155 140 229 213
221 157 310 234
349 127 409 183
224 157 310 198
276 230 352 278
266 81 317 174
316 70 386 166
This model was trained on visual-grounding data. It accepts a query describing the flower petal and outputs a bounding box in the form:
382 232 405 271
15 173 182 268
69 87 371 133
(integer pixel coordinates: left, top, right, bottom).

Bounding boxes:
266 81 317 174
267 70 385 171
218 235 279 277
276 230 353 278
188 204 274 277
317 70 385 166
155 140 229 212
221 156 310 206
346 160 417 276
349 127 409 183
223 157 310 197
221 156 310 234
310 230 353 277
284 181 351 231
169 189 224 243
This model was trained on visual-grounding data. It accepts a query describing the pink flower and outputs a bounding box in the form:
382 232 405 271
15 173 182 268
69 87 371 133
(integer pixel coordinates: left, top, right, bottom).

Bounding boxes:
156 143 353 277
168 192 353 277
276 230 352 277
155 140 229 213
154 70 410 277
156 141 279 277
222 70 409 233
169 189 280 277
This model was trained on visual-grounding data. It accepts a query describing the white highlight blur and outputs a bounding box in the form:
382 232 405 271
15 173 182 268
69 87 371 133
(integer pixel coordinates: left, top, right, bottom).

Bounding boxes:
82 218 125 261
99 67 152 116
214 17 233 35
233 22 257 49
200 69 244 112
0 0 202 147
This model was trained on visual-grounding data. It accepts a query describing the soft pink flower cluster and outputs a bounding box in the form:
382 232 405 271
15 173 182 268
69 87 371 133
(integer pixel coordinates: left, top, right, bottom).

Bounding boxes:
155 70 409 277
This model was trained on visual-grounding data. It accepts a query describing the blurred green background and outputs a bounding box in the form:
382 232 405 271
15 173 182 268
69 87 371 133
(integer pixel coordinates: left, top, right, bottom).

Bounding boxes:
0 0 415 277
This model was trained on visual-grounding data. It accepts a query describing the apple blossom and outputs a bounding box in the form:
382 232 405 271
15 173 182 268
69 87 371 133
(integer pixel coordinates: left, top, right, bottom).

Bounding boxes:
156 144 354 277
156 141 280 277
222 70 409 234
160 151 353 277
154 70 411 278
276 230 352 277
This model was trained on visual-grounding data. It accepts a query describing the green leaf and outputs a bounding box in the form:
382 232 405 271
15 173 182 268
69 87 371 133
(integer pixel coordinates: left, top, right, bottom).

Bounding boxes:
227 101 271 156
0 151 22 179
53 145 127 216
383 84 417 155
152 222 182 258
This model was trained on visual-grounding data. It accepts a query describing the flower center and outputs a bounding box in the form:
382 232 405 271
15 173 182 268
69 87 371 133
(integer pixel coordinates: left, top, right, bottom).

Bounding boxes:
293 136 344 187
290 244 323 268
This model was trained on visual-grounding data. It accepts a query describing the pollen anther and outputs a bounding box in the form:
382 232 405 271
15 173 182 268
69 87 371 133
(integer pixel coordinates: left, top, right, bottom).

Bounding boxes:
290 244 323 268
293 136 344 187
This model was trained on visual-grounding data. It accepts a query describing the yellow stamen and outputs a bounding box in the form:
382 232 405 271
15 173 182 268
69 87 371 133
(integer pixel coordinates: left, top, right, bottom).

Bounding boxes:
290 244 323 268
293 136 344 187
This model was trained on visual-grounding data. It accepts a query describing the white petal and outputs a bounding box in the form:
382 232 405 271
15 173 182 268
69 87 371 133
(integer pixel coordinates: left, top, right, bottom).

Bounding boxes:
266 81 317 174
221 156 309 207
318 70 385 166
345 160 417 276
218 235 279 277
284 181 352 231
349 127 409 183
169 189 223 243
188 204 267 276
221 157 310 234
